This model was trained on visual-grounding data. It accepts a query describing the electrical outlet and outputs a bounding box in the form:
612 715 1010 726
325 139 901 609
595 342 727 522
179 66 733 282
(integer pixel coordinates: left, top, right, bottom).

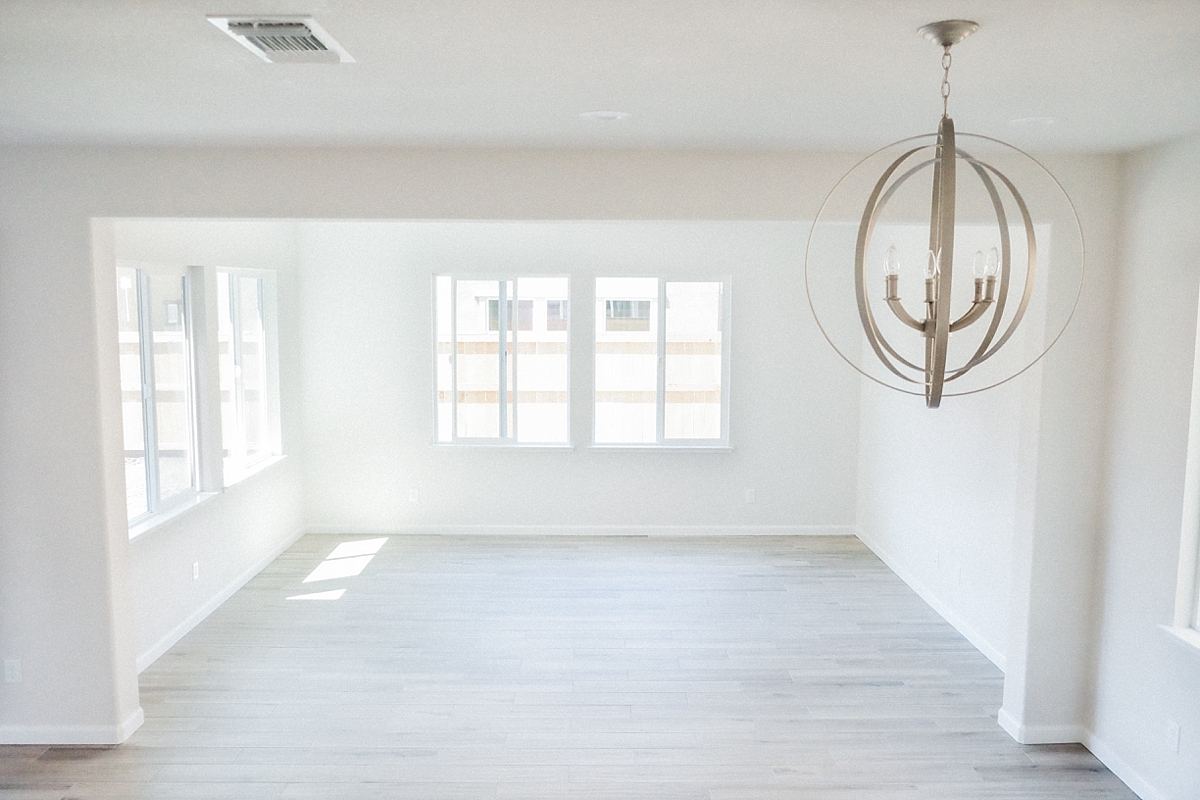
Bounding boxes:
409 487 420 503
744 489 755 503
192 562 200 581
4 659 21 683
1167 720 1181 754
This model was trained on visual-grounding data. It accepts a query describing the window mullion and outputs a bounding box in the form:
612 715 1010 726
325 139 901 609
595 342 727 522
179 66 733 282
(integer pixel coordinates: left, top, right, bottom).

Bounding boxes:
510 278 519 442
136 270 160 511
182 274 199 492
498 279 508 439
1194 574 1200 630
656 279 667 444
229 277 247 468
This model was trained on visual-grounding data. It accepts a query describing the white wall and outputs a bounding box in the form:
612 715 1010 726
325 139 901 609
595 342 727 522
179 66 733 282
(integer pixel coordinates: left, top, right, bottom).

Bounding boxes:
856 377 1024 666
1087 134 1200 800
299 220 859 533
109 219 307 669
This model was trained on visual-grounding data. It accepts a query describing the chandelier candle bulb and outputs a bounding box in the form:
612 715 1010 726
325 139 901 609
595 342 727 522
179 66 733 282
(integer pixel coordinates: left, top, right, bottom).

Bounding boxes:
884 246 901 300
973 250 987 279
804 19 1084 408
885 245 901 276
972 251 987 302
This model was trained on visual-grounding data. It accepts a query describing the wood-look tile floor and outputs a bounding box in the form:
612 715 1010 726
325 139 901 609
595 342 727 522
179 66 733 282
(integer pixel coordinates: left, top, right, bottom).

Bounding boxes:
1 535 1137 799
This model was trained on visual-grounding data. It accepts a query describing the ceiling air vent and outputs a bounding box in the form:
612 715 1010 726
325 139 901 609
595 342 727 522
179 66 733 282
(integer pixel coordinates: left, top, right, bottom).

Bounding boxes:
208 16 354 63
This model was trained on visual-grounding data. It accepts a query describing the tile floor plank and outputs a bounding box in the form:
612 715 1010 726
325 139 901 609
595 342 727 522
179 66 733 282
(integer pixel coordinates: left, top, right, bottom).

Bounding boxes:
1 535 1138 799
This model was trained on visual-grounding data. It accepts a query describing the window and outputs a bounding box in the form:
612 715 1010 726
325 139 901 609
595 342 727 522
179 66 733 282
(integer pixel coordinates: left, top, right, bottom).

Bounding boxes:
594 277 729 446
435 276 570 444
1172 288 1200 640
217 269 281 483
115 260 283 533
116 262 198 522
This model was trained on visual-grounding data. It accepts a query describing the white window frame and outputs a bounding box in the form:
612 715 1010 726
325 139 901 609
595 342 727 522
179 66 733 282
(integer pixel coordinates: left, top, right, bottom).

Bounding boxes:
433 274 572 447
1171 284 1200 646
117 260 200 529
216 267 283 485
592 276 731 449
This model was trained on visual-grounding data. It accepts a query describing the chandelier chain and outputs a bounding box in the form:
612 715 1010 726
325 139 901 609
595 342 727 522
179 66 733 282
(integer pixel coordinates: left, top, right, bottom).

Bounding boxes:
940 46 952 117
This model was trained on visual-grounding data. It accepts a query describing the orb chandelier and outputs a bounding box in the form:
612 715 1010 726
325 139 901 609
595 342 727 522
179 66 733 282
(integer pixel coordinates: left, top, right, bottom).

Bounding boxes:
804 20 1084 408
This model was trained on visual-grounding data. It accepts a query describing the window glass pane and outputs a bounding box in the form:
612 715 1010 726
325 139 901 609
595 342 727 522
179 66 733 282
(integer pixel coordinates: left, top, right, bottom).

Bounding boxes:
546 299 568 331
516 277 569 443
665 282 723 440
487 299 533 331
455 279 501 438
606 299 651 331
147 272 194 502
435 276 453 442
517 299 533 331
217 271 240 473
505 281 515 439
219 269 280 484
238 276 269 461
116 267 148 519
595 278 658 443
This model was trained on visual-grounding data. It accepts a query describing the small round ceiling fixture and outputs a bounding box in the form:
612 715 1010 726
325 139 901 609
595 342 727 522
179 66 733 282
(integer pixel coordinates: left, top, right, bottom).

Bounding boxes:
1008 116 1058 128
579 110 631 122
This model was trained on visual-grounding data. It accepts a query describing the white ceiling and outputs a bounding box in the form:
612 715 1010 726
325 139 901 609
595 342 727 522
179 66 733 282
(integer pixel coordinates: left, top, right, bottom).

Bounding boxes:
2 0 1198 152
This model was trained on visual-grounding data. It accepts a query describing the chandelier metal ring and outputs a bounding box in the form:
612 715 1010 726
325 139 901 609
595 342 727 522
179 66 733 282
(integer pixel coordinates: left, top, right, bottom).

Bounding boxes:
804 132 1085 403
855 144 1036 381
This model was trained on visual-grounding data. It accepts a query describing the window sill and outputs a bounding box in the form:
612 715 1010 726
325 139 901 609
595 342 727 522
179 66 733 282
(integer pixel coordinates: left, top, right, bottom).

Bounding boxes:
1159 624 1200 656
128 456 287 541
590 444 733 452
224 454 287 487
433 443 575 451
129 491 219 541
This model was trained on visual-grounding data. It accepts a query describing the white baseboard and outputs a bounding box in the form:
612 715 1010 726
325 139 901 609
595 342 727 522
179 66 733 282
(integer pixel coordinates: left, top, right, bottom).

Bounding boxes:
1082 729 1168 800
303 524 858 537
855 529 1006 671
997 708 1022 742
996 708 1085 744
117 706 144 742
996 715 1163 800
0 707 144 745
136 525 306 673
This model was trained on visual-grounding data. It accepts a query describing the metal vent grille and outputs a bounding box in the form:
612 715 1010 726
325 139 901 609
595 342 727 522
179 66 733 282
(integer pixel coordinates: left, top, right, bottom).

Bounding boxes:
229 22 328 54
209 16 354 63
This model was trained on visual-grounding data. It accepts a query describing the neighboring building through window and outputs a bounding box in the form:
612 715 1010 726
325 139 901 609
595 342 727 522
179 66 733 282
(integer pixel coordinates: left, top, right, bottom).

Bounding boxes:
435 276 570 444
116 262 198 522
595 277 729 446
546 300 568 331
217 269 281 484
